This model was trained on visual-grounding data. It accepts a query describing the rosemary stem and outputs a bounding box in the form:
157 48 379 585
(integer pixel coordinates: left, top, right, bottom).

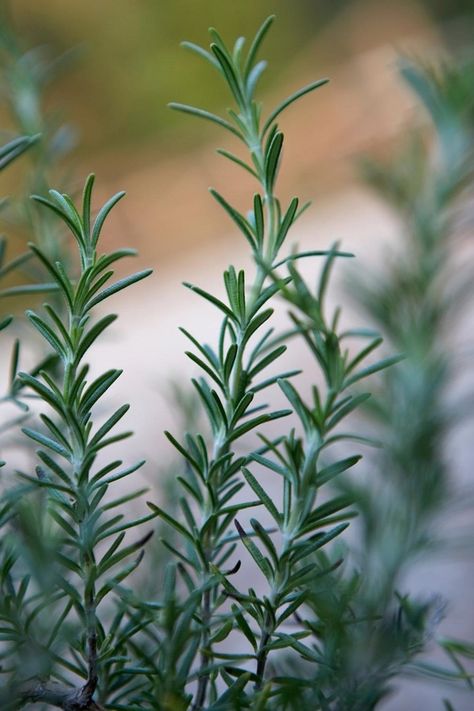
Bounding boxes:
192 586 211 711
192 168 276 708
255 616 273 690
192 256 270 709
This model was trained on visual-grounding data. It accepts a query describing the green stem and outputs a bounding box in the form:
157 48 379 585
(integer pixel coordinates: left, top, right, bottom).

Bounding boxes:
61 261 99 703
255 631 271 689
190 86 282 710
191 198 277 710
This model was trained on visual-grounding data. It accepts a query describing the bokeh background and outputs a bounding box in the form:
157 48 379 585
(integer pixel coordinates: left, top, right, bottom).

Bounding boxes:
1 1 474 708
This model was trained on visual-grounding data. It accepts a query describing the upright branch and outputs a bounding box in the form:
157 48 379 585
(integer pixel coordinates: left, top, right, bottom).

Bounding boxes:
165 16 398 709
1 174 155 708
327 56 474 704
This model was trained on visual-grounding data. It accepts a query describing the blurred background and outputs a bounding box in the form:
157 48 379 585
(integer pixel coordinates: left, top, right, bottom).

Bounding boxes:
1 0 472 425
1 0 473 261
1 0 474 708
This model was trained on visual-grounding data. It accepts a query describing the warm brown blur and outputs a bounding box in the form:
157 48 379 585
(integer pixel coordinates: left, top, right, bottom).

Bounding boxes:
2 0 470 266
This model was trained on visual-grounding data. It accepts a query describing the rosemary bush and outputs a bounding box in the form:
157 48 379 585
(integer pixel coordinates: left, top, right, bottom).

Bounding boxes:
0 173 154 709
352 55 474 588
147 17 401 709
339 55 474 706
0 14 472 711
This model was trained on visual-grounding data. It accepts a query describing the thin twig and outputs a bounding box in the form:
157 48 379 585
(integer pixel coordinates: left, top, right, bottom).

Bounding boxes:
7 678 105 710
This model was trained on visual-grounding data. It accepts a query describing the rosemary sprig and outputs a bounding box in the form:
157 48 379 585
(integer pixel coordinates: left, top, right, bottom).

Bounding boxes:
165 17 396 708
2 174 155 708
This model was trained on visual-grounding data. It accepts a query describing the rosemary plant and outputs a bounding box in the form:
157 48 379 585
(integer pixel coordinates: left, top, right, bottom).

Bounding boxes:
147 17 400 709
309 56 474 709
1 13 470 711
0 174 154 709
353 55 473 592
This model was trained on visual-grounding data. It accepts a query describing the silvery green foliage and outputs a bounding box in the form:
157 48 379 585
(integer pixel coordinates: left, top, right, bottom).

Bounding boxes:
353 56 474 579
145 17 400 710
0 16 471 711
0 132 67 449
320 57 474 708
0 174 153 710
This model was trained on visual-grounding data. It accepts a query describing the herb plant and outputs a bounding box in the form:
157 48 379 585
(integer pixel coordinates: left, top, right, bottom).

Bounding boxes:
353 55 474 592
338 55 474 707
154 16 400 709
0 13 472 711
0 174 153 709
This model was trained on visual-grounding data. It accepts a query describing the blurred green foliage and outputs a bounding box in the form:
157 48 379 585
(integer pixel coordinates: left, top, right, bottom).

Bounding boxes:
335 53 474 706
5 0 470 157
3 0 342 154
